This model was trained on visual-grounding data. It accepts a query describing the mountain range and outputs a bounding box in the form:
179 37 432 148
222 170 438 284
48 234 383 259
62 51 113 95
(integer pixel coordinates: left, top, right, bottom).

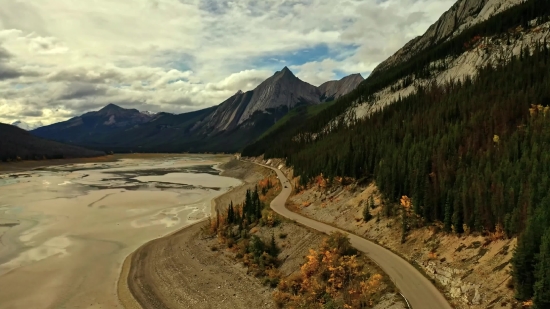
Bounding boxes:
32 68 363 152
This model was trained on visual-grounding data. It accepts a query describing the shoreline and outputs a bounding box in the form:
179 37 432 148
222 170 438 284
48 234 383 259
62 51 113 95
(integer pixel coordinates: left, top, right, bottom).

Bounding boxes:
116 158 260 309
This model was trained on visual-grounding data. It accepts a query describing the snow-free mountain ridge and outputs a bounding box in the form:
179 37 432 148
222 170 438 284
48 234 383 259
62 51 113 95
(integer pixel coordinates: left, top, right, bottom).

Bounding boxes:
31 68 363 152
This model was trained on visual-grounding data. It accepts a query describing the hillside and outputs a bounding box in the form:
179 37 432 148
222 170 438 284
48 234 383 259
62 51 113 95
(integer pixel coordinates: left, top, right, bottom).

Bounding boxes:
243 0 550 307
0 123 104 161
32 69 362 153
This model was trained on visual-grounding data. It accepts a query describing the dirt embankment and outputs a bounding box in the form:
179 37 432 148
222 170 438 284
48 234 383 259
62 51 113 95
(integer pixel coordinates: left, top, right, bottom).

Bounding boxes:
119 159 326 309
287 183 516 308
246 156 519 309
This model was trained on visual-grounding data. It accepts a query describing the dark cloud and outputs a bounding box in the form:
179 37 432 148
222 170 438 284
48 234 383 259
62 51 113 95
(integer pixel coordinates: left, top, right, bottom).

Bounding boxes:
0 46 13 61
20 109 44 117
0 64 22 80
58 83 109 100
47 68 124 84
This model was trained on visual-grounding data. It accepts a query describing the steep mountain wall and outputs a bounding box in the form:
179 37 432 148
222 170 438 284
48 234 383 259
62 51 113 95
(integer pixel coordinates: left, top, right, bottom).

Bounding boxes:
355 20 550 119
372 0 524 75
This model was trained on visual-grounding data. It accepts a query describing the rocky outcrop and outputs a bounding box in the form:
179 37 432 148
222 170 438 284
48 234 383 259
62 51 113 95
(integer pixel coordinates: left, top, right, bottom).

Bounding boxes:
318 74 364 101
238 67 322 125
354 20 550 119
194 68 363 135
372 0 524 75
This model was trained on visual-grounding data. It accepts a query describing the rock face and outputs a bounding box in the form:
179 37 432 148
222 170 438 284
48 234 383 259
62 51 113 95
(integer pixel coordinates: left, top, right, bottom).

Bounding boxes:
351 0 548 121
238 67 322 124
201 68 363 134
372 0 524 75
318 74 364 101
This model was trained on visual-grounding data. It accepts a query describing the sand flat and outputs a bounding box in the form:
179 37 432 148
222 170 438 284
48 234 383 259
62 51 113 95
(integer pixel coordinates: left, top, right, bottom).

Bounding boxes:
0 155 238 309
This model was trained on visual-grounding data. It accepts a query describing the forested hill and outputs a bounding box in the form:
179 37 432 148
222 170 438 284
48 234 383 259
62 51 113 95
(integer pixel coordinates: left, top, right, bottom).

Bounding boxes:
242 1 550 306
0 123 105 162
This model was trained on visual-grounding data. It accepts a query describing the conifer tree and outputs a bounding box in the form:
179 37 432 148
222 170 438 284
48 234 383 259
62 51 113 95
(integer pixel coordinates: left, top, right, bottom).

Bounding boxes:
444 195 453 233
513 221 539 300
534 228 550 308
270 232 278 257
363 201 373 222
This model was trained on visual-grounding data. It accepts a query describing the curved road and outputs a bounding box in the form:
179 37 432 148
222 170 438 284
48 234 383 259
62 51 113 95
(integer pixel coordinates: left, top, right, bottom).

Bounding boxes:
254 161 452 309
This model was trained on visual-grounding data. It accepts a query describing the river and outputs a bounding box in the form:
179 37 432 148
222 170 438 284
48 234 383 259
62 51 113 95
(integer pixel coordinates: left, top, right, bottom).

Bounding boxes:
0 155 240 309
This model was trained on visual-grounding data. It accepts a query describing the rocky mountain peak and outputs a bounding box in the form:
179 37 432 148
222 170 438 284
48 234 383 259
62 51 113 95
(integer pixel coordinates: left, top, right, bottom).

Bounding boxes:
318 73 364 101
100 103 124 112
372 0 523 75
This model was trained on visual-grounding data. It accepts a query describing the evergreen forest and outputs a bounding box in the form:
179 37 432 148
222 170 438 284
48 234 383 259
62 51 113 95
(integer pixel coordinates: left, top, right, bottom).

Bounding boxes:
244 39 550 306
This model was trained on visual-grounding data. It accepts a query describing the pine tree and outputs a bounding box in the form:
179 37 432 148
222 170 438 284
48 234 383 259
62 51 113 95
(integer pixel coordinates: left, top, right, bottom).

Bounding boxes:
363 201 373 222
270 232 278 257
369 195 376 209
444 195 453 233
513 223 538 300
534 229 550 308
227 202 233 224
453 199 464 234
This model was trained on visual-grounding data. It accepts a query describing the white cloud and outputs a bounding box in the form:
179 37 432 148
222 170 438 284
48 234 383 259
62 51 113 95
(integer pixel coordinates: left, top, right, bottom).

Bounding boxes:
0 0 455 126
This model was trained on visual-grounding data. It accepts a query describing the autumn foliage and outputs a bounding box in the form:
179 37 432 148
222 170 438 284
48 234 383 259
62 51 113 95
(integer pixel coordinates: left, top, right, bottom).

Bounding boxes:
274 232 386 308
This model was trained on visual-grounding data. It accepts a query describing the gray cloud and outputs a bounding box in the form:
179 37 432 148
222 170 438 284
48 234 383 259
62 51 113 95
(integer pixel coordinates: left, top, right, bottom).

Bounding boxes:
20 109 44 117
0 64 22 80
0 0 455 126
58 83 109 101
0 46 12 61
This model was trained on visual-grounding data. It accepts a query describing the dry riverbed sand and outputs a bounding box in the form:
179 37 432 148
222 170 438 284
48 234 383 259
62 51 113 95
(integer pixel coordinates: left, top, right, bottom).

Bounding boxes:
0 154 240 309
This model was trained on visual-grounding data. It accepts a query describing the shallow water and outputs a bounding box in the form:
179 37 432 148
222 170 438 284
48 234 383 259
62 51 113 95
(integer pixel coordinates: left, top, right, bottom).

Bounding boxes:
0 155 239 309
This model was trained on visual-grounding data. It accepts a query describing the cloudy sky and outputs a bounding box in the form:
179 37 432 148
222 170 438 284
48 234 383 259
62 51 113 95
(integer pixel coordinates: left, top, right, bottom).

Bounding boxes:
0 0 455 126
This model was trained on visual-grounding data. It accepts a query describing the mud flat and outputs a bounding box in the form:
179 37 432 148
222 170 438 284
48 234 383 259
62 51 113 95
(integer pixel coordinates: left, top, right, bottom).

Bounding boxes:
0 154 240 309
119 159 279 309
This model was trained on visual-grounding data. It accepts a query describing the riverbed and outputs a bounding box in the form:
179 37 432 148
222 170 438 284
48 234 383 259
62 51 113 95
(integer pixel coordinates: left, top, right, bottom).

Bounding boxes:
0 155 240 309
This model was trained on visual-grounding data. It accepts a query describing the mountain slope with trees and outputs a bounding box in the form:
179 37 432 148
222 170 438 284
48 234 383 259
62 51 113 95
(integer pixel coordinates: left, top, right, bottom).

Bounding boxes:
0 123 104 162
243 0 550 305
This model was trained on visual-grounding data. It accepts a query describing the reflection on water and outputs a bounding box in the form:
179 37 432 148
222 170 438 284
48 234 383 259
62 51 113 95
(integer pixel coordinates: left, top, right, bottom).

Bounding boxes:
0 155 238 309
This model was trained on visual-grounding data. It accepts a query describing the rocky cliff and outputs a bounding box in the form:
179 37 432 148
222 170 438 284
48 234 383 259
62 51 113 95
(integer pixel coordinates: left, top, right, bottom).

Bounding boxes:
318 74 364 102
372 0 524 75
353 0 549 120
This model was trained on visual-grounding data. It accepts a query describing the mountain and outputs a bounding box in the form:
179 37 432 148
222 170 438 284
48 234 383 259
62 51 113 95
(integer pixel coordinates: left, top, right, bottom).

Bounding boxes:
318 74 364 102
242 1 550 307
32 68 363 152
32 103 155 144
372 0 523 75
0 122 104 161
11 120 43 131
